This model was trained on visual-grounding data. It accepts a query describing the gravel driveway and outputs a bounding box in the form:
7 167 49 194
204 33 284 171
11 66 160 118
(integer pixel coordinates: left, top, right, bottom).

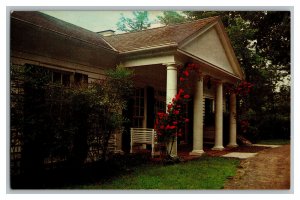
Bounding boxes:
224 144 291 190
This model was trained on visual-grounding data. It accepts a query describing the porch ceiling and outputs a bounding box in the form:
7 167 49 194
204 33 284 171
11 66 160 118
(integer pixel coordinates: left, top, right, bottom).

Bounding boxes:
130 64 166 90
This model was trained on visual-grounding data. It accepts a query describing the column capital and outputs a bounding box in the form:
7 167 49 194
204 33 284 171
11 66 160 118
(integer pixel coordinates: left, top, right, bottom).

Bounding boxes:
165 63 178 71
196 72 204 81
197 71 204 77
163 62 177 67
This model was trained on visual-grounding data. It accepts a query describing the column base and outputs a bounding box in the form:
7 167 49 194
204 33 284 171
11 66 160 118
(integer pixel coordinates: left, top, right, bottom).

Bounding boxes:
189 150 205 156
227 143 238 148
212 146 224 151
169 153 178 158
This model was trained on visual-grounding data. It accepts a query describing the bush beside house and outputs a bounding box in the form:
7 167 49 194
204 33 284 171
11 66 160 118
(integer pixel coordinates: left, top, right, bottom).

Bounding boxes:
10 64 133 187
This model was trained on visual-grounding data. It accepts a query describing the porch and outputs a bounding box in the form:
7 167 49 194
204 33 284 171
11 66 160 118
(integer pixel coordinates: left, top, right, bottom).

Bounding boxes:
124 60 239 157
115 17 244 157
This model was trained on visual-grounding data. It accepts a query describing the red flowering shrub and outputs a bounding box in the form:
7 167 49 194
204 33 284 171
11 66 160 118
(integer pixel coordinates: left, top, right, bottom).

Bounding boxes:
154 63 200 156
226 80 254 97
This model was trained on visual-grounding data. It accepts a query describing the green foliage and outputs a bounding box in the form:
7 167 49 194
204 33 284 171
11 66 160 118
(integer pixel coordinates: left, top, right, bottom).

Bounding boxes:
73 157 239 189
20 65 56 174
240 11 291 70
116 11 151 32
157 11 187 25
10 64 134 176
86 67 134 161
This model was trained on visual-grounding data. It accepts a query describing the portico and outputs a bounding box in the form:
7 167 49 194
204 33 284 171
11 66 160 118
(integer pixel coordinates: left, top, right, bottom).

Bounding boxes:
104 16 245 156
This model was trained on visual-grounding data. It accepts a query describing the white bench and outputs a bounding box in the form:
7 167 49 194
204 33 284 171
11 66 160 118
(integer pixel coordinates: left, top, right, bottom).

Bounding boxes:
130 128 156 157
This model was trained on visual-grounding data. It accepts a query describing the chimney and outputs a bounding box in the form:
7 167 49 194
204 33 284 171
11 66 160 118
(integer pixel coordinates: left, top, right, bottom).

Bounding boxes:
96 30 115 36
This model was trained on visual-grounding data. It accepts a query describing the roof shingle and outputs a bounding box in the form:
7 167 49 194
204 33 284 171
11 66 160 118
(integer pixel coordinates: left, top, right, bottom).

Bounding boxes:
103 16 219 53
11 11 114 51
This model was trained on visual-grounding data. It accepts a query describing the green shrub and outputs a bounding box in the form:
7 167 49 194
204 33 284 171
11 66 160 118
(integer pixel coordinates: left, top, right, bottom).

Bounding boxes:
10 64 133 177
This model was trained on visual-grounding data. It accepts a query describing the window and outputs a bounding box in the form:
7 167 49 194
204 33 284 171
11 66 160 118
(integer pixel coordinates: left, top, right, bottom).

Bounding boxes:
74 73 88 86
154 90 166 113
51 71 88 87
51 70 71 87
132 88 144 128
62 74 70 86
204 98 215 126
23 64 89 87
205 98 214 114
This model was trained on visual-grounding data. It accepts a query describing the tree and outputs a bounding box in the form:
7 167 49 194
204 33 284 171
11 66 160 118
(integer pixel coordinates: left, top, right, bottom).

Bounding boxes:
116 11 151 32
239 11 290 71
157 11 187 25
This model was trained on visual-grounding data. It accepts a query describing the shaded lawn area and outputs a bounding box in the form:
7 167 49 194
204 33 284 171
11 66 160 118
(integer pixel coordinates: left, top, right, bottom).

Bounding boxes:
72 157 239 190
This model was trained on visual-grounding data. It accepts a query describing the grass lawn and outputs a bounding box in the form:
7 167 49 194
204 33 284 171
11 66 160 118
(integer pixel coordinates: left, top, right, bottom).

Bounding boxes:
73 157 239 190
257 139 290 145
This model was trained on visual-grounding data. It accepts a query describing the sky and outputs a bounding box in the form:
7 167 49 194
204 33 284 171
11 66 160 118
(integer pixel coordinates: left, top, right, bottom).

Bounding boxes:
42 11 165 33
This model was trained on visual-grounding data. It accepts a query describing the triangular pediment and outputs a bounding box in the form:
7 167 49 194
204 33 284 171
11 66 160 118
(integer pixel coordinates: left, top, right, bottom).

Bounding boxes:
180 24 244 79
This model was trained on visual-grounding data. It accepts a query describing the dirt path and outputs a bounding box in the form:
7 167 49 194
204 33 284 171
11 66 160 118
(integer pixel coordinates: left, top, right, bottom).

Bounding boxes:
224 144 290 190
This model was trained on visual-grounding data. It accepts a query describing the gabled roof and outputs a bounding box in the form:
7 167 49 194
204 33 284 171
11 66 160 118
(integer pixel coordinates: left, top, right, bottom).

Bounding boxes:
103 16 219 53
11 11 115 51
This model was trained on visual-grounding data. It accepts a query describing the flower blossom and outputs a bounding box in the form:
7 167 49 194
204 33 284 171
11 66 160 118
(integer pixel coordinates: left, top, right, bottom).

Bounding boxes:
183 70 189 77
183 94 190 99
174 110 180 115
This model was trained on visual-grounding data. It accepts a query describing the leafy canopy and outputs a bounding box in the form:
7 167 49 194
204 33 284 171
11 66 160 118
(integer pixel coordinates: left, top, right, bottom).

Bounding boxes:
157 11 186 25
116 11 151 32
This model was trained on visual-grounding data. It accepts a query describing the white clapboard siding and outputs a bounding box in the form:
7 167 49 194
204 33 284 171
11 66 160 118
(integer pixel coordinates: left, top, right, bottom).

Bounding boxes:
130 128 156 157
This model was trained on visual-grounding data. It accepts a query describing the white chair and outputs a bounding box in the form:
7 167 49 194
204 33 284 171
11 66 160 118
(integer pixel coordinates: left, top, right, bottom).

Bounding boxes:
130 128 156 157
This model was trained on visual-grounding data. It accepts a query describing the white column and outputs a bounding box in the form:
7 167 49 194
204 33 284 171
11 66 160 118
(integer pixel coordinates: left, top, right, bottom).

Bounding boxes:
166 63 177 156
227 92 238 147
212 80 224 150
190 73 204 155
166 63 177 105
